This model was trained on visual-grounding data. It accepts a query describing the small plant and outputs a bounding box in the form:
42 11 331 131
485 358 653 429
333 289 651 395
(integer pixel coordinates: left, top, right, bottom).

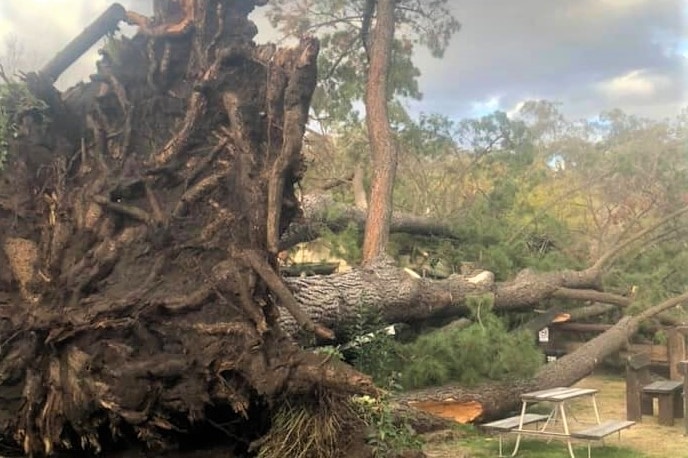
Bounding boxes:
0 70 49 168
352 394 423 457
312 344 345 361
342 302 401 389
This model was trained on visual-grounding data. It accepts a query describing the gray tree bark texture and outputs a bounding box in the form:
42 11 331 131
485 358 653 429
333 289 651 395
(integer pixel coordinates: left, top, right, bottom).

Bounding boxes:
279 259 614 338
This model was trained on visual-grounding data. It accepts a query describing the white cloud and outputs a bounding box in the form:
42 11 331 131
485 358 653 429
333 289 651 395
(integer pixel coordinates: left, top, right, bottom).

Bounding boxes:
1 0 684 120
595 69 671 100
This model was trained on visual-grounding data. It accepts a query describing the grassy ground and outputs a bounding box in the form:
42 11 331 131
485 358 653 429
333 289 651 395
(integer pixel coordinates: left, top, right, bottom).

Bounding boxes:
422 371 687 457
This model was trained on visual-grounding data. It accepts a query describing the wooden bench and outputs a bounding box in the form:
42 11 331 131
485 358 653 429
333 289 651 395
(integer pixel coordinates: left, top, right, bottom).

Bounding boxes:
481 413 549 456
642 380 684 426
571 420 635 458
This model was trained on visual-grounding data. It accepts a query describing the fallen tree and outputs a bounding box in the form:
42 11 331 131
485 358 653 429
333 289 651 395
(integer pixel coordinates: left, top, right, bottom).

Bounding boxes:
279 188 461 250
396 290 688 424
279 202 688 337
278 206 688 426
1 2 686 455
0 1 377 455
279 259 626 338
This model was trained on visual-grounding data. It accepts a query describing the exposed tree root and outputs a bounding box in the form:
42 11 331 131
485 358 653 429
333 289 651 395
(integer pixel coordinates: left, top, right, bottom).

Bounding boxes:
246 250 335 340
0 2 369 455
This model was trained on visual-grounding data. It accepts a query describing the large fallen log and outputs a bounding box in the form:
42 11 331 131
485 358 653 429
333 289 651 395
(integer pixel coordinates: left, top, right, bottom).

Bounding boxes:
280 203 688 337
279 258 628 337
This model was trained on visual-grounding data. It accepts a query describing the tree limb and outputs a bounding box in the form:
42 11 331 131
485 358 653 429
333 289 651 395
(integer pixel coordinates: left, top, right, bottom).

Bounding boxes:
279 194 459 249
552 287 631 307
592 204 688 271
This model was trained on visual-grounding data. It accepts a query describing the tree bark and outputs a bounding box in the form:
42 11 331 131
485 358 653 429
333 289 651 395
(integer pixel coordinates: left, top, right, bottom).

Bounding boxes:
397 290 688 425
280 193 458 249
0 2 372 455
361 0 398 263
40 3 127 82
280 259 606 337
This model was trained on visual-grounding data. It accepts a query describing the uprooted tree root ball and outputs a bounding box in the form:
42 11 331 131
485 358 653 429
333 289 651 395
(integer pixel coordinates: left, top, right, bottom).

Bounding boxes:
0 1 374 455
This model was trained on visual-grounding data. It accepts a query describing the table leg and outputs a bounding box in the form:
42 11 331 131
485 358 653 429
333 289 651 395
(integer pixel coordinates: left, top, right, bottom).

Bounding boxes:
542 405 557 431
591 394 601 424
511 401 528 456
559 402 576 458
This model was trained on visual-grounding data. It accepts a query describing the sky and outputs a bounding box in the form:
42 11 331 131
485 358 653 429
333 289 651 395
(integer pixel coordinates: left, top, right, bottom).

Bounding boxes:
0 0 685 121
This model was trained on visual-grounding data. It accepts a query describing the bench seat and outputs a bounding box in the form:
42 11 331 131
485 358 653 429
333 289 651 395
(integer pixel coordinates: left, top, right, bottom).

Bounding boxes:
571 420 635 440
482 414 549 456
642 380 684 425
572 420 635 458
482 413 549 432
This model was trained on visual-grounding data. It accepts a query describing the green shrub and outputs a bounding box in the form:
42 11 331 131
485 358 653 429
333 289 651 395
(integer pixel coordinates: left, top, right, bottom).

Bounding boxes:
0 78 49 168
352 394 423 457
398 295 542 389
343 303 402 389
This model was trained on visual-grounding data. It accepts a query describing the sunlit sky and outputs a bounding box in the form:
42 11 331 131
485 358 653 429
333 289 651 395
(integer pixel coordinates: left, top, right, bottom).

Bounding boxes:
1 0 686 121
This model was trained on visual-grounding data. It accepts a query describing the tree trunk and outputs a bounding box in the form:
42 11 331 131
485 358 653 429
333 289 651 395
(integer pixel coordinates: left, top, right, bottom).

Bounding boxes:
361 0 398 263
0 2 373 455
397 291 688 425
280 259 612 337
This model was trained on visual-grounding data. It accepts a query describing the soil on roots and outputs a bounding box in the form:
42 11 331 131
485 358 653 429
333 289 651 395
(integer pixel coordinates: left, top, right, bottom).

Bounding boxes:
0 1 373 455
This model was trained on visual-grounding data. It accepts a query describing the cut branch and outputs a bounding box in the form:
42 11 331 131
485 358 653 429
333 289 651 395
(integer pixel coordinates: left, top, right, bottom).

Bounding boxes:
40 3 127 82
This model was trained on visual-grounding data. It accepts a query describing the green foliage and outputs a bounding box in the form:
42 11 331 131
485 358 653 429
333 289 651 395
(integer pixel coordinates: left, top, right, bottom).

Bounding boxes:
267 0 460 128
321 223 363 264
0 77 49 169
652 329 668 346
343 303 401 389
398 302 542 389
352 394 423 457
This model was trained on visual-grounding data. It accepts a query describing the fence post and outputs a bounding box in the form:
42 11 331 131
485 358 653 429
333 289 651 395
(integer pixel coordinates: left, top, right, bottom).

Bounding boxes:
668 327 688 381
626 353 652 421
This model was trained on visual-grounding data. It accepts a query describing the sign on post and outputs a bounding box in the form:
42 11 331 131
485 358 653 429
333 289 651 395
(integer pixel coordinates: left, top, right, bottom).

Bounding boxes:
538 327 549 343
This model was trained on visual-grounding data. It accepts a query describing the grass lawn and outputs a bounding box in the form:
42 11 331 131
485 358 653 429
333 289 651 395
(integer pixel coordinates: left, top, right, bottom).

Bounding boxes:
423 371 687 458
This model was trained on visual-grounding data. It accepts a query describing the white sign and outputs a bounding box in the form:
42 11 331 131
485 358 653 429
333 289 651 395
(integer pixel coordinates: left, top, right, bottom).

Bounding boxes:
538 327 550 343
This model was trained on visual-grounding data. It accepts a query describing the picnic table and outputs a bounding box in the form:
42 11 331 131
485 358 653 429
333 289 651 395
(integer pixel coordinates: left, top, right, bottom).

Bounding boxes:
482 386 635 458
